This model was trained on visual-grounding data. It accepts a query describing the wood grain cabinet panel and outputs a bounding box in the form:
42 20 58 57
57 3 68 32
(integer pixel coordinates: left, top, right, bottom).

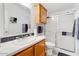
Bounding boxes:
35 4 47 24
15 46 33 56
34 40 45 56
14 40 46 56
35 4 41 24
40 4 47 24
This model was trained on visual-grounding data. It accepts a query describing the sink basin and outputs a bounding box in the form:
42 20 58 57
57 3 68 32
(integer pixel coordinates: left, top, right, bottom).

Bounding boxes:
13 37 36 45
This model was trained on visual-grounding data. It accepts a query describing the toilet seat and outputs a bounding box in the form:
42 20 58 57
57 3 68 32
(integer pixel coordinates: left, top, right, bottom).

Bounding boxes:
46 42 55 49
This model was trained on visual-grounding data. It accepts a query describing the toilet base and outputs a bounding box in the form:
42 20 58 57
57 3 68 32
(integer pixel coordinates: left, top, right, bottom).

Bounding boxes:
46 42 58 56
46 47 58 56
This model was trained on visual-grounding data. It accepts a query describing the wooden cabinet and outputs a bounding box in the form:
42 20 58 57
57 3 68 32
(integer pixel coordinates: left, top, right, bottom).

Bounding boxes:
14 46 33 56
14 40 46 56
34 40 45 56
35 4 47 24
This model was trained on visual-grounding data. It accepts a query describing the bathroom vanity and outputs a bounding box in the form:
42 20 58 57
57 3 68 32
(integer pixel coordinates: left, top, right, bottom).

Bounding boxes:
15 39 45 56
0 36 46 56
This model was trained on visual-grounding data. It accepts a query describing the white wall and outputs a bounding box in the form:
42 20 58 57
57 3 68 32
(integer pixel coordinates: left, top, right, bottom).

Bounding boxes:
46 8 75 44
30 4 36 33
56 12 75 52
57 13 75 32
45 16 57 44
0 3 4 37
4 3 31 36
74 4 79 55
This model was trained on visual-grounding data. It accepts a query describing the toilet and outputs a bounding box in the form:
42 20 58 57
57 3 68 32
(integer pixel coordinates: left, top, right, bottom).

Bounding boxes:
46 42 58 56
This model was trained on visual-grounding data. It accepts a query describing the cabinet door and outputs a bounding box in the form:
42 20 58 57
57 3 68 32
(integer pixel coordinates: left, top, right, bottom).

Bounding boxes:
15 46 33 56
40 5 47 24
35 4 41 24
34 40 45 56
35 4 47 24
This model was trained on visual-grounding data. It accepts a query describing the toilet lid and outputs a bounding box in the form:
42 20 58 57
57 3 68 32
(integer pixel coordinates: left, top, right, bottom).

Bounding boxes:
46 42 55 47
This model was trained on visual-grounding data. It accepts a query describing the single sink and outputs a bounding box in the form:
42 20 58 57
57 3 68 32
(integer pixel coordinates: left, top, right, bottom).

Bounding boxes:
13 37 35 45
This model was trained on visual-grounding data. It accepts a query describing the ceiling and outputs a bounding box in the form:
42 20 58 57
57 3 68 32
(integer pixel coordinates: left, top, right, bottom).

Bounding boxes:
42 3 76 15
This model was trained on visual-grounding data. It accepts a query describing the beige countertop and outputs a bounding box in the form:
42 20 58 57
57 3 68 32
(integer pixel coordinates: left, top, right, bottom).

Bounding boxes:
0 36 45 56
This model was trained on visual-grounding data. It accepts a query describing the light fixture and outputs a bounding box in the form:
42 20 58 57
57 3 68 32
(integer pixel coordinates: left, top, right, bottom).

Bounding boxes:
20 3 31 9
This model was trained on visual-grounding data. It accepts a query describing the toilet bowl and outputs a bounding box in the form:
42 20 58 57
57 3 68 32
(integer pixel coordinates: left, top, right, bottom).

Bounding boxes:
46 42 58 56
46 42 55 49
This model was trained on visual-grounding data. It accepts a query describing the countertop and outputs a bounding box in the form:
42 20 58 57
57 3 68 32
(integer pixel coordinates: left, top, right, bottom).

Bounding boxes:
0 36 45 56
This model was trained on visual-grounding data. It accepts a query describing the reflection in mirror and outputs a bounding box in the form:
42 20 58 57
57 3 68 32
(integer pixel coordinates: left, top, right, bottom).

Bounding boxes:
4 3 31 37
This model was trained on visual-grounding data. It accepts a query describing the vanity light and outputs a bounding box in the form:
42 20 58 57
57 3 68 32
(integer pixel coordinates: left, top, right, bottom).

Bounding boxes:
20 3 31 9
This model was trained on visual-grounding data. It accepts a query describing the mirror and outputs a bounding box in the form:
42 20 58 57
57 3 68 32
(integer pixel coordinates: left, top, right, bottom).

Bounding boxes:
3 3 31 37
